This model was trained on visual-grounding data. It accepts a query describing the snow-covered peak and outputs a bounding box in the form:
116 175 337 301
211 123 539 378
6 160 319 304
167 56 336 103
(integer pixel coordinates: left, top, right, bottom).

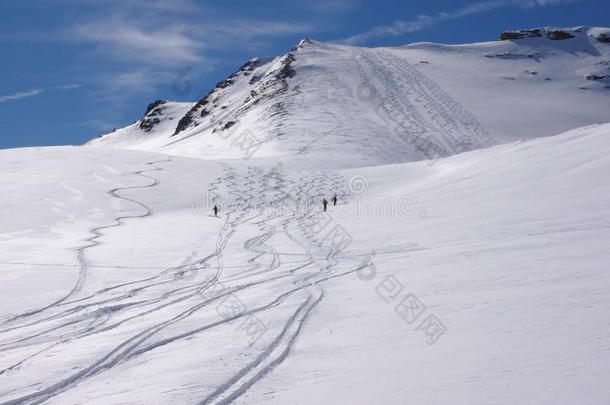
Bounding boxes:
296 38 316 48
89 27 610 168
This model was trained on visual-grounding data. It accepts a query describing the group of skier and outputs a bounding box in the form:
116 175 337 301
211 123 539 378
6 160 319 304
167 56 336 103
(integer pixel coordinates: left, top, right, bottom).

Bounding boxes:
212 194 338 217
322 194 338 212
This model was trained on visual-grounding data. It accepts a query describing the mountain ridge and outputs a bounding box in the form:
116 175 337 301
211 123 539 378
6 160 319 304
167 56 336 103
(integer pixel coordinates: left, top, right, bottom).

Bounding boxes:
88 25 610 168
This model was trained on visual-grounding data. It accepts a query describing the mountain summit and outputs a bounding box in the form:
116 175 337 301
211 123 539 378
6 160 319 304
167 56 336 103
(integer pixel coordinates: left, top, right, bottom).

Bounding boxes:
89 26 610 168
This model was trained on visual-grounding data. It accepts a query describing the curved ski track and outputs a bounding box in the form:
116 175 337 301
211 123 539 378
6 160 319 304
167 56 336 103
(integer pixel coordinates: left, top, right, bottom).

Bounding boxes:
0 161 366 405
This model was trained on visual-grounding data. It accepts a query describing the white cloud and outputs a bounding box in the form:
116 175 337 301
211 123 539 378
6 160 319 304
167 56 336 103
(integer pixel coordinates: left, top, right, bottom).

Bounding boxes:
70 19 204 66
0 85 80 103
45 1 317 129
3 0 318 111
341 0 583 44
51 84 81 90
63 1 314 68
94 69 172 99
518 0 580 5
0 89 43 103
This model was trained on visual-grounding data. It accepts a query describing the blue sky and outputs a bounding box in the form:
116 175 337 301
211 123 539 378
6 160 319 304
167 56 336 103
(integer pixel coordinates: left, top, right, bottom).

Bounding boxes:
0 0 605 149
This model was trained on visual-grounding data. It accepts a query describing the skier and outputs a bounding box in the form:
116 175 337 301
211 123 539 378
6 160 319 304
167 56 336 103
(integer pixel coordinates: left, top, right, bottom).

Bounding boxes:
322 198 328 212
332 194 338 206
212 205 219 217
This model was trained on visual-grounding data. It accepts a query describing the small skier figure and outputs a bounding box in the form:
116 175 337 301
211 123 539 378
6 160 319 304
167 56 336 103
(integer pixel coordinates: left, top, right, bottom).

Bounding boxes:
212 205 219 217
322 198 328 212
332 194 338 206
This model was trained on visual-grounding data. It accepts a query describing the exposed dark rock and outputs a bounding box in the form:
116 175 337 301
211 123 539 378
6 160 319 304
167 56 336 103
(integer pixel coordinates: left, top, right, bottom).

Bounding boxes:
585 73 609 81
173 52 294 137
139 118 161 132
238 59 262 72
547 30 575 40
276 53 296 80
249 75 262 85
139 99 166 132
594 33 610 43
485 51 540 60
172 58 270 136
501 32 529 41
500 28 575 41
500 29 542 41
173 95 211 135
144 99 166 116
215 79 234 89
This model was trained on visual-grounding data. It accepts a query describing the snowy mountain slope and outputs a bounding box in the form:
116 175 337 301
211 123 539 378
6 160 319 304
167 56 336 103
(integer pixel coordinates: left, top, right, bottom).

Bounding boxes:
400 26 610 144
1 123 610 404
88 27 610 167
3 23 610 405
88 100 194 150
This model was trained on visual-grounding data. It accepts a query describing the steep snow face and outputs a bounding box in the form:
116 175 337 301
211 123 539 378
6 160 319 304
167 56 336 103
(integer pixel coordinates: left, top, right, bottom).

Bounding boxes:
89 27 610 167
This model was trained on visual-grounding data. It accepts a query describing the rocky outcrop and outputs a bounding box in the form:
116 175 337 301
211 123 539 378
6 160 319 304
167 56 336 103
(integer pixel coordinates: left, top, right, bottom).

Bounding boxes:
546 30 575 40
173 96 211 135
172 58 268 136
500 29 542 40
500 28 575 41
139 100 166 132
592 32 610 43
275 53 296 80
585 73 609 81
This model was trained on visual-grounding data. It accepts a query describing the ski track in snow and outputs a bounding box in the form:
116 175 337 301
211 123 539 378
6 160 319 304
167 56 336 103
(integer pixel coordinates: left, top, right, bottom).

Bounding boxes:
3 30 610 405
359 48 495 160
0 159 367 405
2 158 172 324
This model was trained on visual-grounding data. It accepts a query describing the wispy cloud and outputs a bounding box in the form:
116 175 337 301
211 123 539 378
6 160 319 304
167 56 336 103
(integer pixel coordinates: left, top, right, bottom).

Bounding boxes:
51 84 82 90
518 0 580 5
0 89 43 103
70 19 204 66
2 0 321 133
341 0 582 44
58 1 314 103
0 84 80 103
63 0 313 68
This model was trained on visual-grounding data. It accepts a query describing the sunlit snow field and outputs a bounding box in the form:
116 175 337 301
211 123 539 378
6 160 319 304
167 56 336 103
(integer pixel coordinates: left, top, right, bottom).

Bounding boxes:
2 27 610 405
